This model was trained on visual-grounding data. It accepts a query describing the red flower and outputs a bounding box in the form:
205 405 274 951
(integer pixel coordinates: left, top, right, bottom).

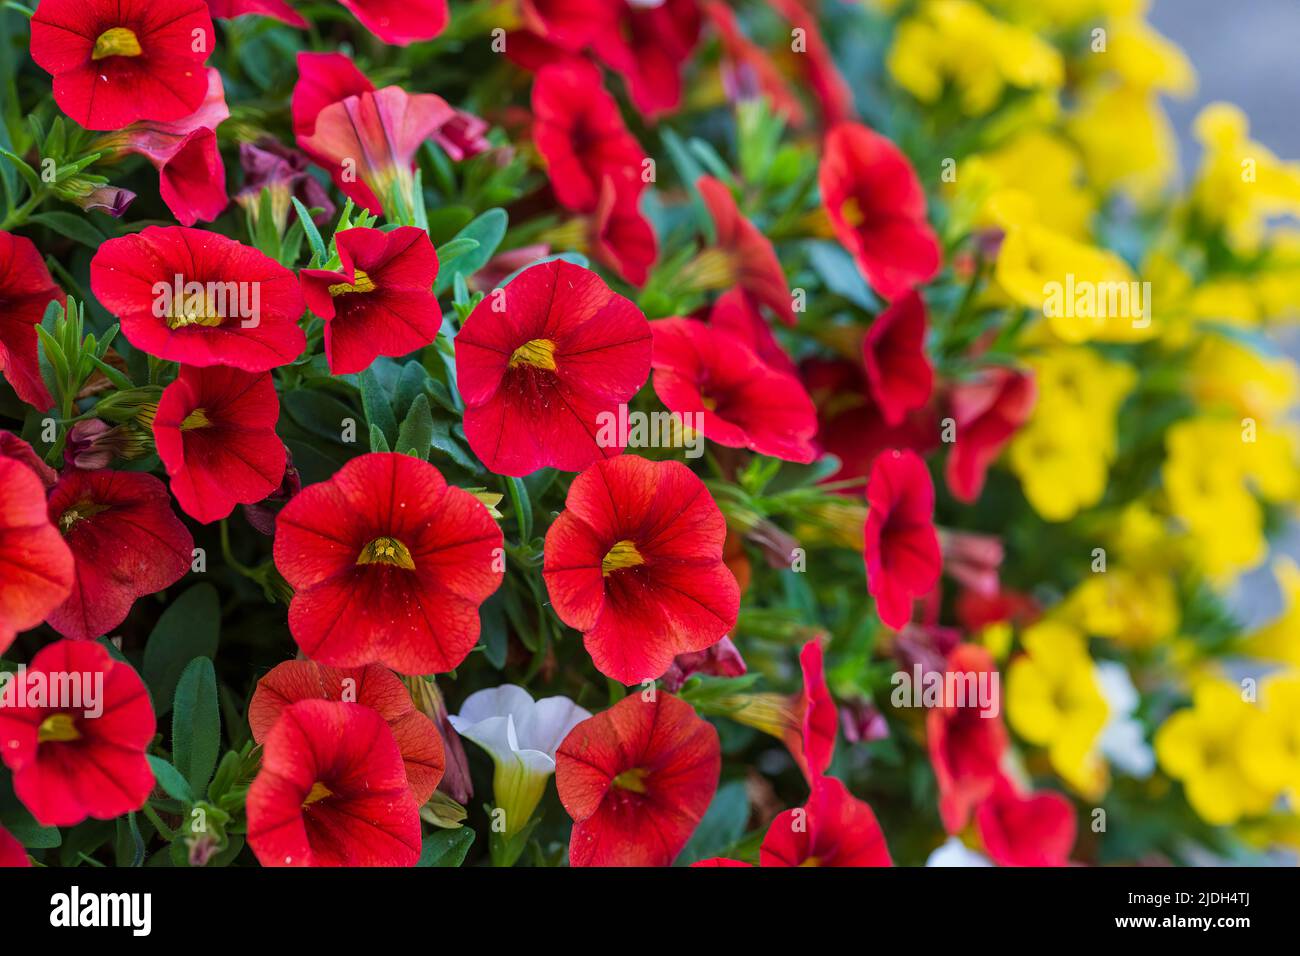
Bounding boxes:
532 60 647 214
30 0 215 131
273 453 504 675
589 173 658 287
455 259 651 477
863 290 933 427
792 639 837 781
153 365 286 524
771 0 854 127
44 469 193 641
0 431 57 488
205 1 307 28
661 635 746 693
0 231 66 410
694 176 794 326
93 68 229 226
945 367 1036 503
519 0 616 51
246 699 421 866
976 775 1076 867
650 317 818 463
591 0 702 120
338 0 448 46
955 587 1039 633
707 288 797 376
0 453 73 655
0 825 28 867
820 122 941 300
926 643 1009 833
543 456 739 683
863 449 941 630
90 226 306 372
0 640 155 827
556 692 720 866
292 51 373 144
300 226 441 374
249 660 444 804
760 776 892 866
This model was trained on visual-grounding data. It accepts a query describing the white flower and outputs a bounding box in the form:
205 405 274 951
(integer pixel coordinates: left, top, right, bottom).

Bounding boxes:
1095 661 1155 778
449 685 590 837
926 837 992 867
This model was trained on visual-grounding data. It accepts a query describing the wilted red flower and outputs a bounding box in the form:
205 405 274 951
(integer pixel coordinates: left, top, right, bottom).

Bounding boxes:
863 449 941 630
707 288 797 376
589 173 658 287
543 455 739 683
1 231 66 410
0 825 27 867
556 692 720 866
592 0 701 120
273 453 504 675
945 367 1036 503
704 0 806 125
661 635 746 693
44 469 193 641
820 122 941 301
863 290 933 427
760 776 892 866
246 699 421 867
205 1 307 28
64 419 146 470
692 176 794 326
0 454 73 655
153 365 286 524
0 640 155 827
29 0 215 130
976 775 1076 867
249 660 444 804
92 68 229 226
455 259 651 476
926 643 1009 833
650 317 817 463
235 138 336 232
90 226 306 372
532 60 647 214
939 529 1004 598
300 226 441 374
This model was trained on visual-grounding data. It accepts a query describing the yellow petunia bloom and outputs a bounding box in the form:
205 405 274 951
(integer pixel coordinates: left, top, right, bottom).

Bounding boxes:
1060 568 1179 649
1241 674 1300 803
1089 17 1195 96
1244 559 1300 668
1066 85 1180 200
1007 620 1109 796
1188 334 1298 423
1155 680 1277 826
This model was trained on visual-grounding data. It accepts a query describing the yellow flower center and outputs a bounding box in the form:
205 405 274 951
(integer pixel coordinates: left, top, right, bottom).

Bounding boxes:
357 536 416 570
58 500 108 534
303 781 333 806
841 197 866 229
180 408 212 431
92 27 142 61
601 539 644 576
327 269 377 296
38 713 81 744
167 293 224 330
612 768 648 794
509 338 558 371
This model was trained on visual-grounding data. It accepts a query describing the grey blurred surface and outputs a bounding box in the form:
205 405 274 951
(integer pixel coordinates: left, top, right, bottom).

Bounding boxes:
1149 0 1300 625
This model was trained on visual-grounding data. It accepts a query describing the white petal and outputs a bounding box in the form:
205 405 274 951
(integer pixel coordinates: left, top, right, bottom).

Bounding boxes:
926 837 993 867
449 714 515 764
454 684 536 726
516 696 592 756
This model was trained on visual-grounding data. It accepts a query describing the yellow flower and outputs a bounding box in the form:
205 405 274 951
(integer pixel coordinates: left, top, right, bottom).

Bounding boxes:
1006 620 1109 796
1242 674 1300 802
1066 85 1180 200
1188 334 1298 423
1060 568 1179 649
1155 680 1277 825
887 1 1063 116
1244 559 1300 667
1091 17 1195 96
985 0 1141 29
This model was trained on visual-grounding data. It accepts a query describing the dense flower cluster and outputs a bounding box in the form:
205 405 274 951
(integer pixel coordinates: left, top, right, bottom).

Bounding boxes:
1 0 1298 870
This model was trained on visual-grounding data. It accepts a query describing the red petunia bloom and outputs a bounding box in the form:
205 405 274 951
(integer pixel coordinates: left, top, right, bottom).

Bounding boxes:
556 692 720 866
0 640 155 827
863 290 933 427
44 469 192 641
975 775 1076 867
589 173 658 287
863 449 941 630
0 431 57 488
249 660 444 804
543 455 739 684
0 824 28 867
90 226 306 372
650 317 818 463
759 775 893 867
30 0 215 131
944 367 1036 503
694 176 795 326
0 453 73 655
532 60 647 214
455 259 652 477
707 288 797 376
0 231 66 410
273 453 503 675
300 226 441 374
926 643 1009 833
93 68 229 226
955 586 1039 633
519 0 616 51
591 0 702 120
661 635 746 693
820 122 941 301
292 51 373 144
246 699 421 867
792 639 837 781
153 364 286 524
205 0 307 28
338 0 448 45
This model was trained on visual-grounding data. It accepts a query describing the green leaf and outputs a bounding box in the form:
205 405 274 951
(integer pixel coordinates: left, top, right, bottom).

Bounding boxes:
369 422 390 452
432 208 507 295
436 236 480 264
358 367 398 443
115 813 146 867
417 826 475 867
392 360 433 421
29 211 105 248
507 476 532 543
395 392 434 459
147 756 195 805
282 388 358 444
293 197 328 265
143 584 220 716
172 658 221 796
675 781 750 865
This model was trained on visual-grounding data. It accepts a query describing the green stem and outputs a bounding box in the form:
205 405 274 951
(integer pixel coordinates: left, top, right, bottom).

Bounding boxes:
0 189 42 231
142 802 177 842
